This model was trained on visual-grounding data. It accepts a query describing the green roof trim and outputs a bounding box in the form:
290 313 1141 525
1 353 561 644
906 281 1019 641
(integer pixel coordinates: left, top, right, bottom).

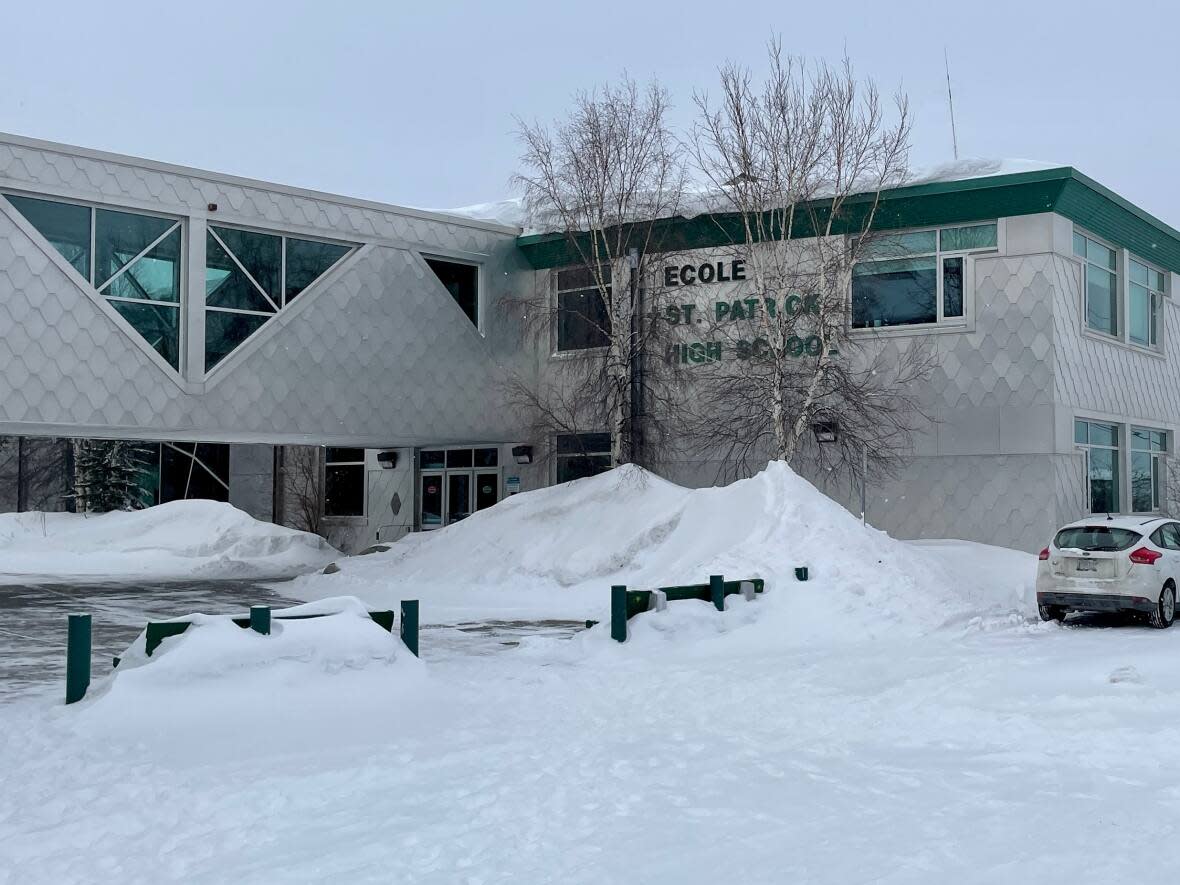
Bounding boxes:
516 167 1180 274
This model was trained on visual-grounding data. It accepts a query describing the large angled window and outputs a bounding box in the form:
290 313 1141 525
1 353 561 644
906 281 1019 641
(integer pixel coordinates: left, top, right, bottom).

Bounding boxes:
4 193 183 368
204 225 352 372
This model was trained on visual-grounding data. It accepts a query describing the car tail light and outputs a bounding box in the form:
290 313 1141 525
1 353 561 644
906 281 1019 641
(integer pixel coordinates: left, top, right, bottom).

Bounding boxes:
1129 547 1163 565
1038 547 1050 561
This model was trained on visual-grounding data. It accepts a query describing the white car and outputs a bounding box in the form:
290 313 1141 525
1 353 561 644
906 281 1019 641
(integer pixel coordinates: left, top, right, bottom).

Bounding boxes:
1036 516 1178 628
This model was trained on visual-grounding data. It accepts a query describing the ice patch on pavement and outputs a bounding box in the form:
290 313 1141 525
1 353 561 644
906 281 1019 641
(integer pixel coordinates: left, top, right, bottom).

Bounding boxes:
0 500 337 582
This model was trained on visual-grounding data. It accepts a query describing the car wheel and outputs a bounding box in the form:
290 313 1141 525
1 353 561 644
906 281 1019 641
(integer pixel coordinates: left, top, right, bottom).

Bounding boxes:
1038 603 1066 623
1149 585 1176 630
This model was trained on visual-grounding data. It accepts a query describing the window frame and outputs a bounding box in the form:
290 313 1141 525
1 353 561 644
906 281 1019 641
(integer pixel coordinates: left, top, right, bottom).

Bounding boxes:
849 221 999 335
1073 229 1122 340
322 447 367 519
422 254 483 333
1075 418 1123 515
1130 425 1168 514
2 189 187 374
1073 225 1169 354
552 264 613 354
203 221 355 376
1127 255 1168 350
553 432 613 483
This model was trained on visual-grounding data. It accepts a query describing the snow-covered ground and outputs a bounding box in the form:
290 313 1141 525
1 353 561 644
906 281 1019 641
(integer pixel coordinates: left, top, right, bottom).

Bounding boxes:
3 465 1178 884
0 500 337 583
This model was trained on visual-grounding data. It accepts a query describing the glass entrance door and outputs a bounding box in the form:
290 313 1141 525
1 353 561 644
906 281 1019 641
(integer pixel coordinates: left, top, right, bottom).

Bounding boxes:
420 473 444 528
418 447 502 529
447 473 472 523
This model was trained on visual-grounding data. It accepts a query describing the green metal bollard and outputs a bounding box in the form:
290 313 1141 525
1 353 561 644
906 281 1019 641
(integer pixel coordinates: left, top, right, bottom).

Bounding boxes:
249 605 271 635
794 567 809 581
400 599 419 657
610 585 628 642
65 613 91 705
710 574 725 611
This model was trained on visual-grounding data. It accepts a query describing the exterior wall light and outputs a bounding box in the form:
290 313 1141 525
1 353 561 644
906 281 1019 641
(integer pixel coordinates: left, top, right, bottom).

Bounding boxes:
811 421 838 444
376 451 398 469
512 445 534 465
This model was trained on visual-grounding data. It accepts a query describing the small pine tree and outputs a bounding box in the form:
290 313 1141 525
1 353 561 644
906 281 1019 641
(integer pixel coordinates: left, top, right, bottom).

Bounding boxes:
74 439 155 512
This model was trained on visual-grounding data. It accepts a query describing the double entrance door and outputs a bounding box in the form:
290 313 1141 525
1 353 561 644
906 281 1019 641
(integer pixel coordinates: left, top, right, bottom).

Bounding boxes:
419 446 501 529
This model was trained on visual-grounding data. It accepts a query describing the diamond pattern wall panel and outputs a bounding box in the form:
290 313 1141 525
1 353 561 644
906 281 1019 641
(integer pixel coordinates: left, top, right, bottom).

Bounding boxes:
842 454 1062 552
0 137 529 445
0 138 509 256
1051 253 1180 421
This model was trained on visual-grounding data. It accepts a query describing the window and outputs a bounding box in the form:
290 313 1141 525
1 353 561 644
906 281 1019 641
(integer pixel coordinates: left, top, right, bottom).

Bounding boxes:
156 442 230 503
1075 419 1121 513
5 193 183 368
555 433 612 482
425 257 479 327
1131 427 1167 513
324 447 365 517
555 266 611 351
1073 233 1119 336
851 223 996 329
205 225 351 372
1129 258 1166 347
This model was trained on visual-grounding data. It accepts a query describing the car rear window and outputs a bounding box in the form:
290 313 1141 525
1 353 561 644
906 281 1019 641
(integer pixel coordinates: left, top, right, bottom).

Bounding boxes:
1053 526 1141 551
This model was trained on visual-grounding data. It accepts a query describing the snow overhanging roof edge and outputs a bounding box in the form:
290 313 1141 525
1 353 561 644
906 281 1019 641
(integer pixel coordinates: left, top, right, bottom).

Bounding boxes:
515 167 1180 274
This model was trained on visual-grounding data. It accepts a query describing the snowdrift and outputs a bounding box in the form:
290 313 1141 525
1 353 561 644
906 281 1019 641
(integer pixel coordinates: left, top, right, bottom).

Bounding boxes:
289 463 1034 637
76 597 425 749
0 500 337 582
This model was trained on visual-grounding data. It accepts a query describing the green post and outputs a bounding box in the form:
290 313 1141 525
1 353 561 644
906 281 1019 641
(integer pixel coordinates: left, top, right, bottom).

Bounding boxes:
710 574 725 611
400 599 419 657
249 605 271 635
794 567 809 581
611 585 628 642
65 613 91 705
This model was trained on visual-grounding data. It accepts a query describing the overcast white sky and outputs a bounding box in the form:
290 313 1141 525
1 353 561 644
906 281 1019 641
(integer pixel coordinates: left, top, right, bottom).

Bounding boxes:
1 0 1176 222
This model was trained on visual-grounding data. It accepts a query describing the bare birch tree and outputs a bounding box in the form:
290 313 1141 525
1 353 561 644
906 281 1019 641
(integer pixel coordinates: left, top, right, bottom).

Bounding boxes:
688 45 935 482
509 76 688 469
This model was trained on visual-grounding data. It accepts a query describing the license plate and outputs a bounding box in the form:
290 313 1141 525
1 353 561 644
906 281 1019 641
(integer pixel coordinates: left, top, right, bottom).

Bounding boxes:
1076 560 1098 572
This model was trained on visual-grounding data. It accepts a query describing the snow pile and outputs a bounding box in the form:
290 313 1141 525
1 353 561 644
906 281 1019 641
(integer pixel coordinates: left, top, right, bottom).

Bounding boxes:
290 463 1033 638
77 597 424 750
0 500 337 582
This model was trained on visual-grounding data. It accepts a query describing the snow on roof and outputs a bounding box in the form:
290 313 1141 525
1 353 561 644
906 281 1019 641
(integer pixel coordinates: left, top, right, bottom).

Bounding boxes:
430 157 1063 234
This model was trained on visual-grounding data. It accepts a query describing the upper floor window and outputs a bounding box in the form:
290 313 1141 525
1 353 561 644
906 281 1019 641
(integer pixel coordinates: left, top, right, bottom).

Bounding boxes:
851 223 996 330
1129 258 1166 348
1074 232 1118 336
4 193 183 368
205 225 351 372
555 266 611 351
425 257 479 328
1073 229 1169 349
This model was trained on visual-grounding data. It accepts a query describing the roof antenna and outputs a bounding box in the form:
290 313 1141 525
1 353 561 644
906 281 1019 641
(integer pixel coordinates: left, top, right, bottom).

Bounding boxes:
944 47 959 161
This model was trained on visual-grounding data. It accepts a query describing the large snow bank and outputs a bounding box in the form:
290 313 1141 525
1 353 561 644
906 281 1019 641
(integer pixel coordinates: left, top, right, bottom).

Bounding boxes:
77 596 424 752
0 500 336 582
289 463 1034 638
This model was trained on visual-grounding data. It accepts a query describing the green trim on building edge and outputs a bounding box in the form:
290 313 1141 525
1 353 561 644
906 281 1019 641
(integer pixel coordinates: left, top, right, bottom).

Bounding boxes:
515 167 1180 274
